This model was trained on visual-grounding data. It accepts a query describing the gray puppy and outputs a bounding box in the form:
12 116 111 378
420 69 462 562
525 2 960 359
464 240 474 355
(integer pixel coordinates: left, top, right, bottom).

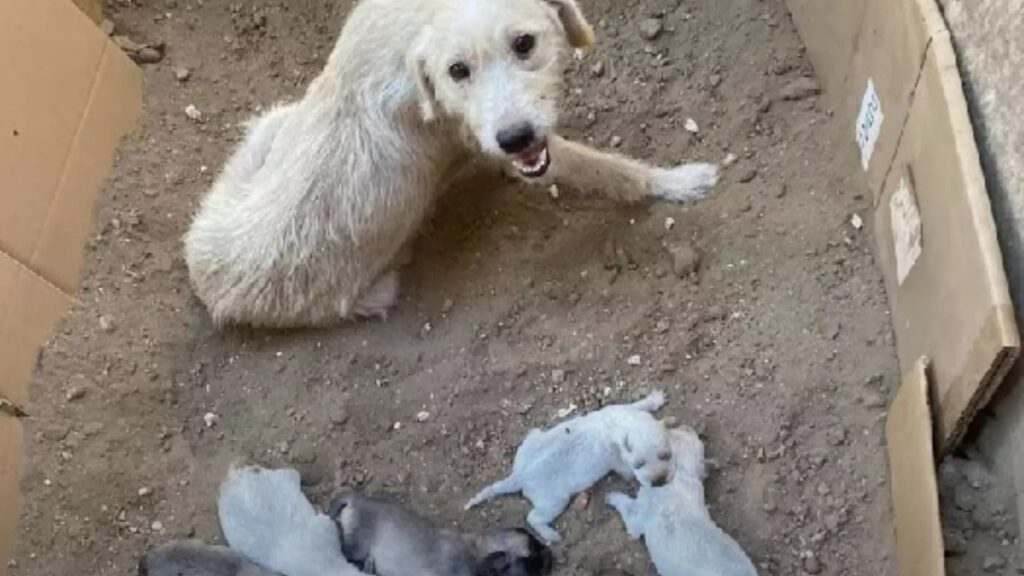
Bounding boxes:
138 540 277 576
327 492 553 576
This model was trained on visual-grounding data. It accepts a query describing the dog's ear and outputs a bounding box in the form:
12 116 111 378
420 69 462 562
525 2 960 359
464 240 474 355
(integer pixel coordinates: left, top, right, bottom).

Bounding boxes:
406 40 438 122
480 551 511 576
543 0 594 49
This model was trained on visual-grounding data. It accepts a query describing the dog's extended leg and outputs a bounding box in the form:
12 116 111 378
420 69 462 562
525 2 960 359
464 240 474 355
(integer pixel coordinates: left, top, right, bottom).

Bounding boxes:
525 494 570 543
546 136 717 203
465 475 522 510
604 492 643 540
627 390 666 413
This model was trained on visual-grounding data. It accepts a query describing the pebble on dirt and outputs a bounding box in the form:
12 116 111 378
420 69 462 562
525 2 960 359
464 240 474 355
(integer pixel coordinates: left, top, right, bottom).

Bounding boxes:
98 315 117 333
779 77 821 101
638 18 663 40
203 412 219 428
666 242 700 277
174 67 192 82
684 118 700 133
185 104 203 122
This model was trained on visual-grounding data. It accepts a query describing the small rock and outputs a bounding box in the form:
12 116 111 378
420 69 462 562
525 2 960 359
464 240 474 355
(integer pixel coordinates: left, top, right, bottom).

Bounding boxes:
610 135 623 148
441 299 454 314
851 213 864 230
779 77 821 101
802 554 822 574
174 67 191 82
708 74 722 88
185 104 203 122
100 19 115 36
548 184 559 199
861 393 886 409
638 18 663 40
983 555 1006 572
551 369 566 384
572 492 590 511
138 487 153 497
684 118 699 134
826 425 847 446
98 315 117 333
203 412 219 428
627 355 642 366
722 152 738 167
666 243 700 277
415 411 431 423
954 483 976 511
773 183 788 198
664 217 676 231
65 385 87 402
151 520 164 532
738 168 758 183
590 61 605 77
655 319 671 334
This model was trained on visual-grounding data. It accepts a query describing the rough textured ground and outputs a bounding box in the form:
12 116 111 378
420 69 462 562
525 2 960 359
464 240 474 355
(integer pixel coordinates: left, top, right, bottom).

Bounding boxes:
8 0 920 575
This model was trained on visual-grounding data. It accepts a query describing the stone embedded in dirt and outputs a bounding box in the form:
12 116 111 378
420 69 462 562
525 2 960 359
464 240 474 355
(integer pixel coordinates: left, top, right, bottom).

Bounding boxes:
954 483 977 511
738 168 758 183
779 77 821 101
684 118 700 133
572 492 590 511
708 73 722 88
983 555 1006 572
860 392 886 409
98 315 117 333
639 18 664 40
203 412 219 428
610 134 623 148
416 411 431 423
664 216 676 230
185 104 203 122
113 35 166 65
551 369 566 384
666 242 700 277
655 319 671 334
100 18 115 36
138 487 153 497
802 554 822 574
441 298 454 314
722 152 738 167
174 67 192 82
773 183 788 198
65 385 87 402
627 355 642 366
590 61 605 77
826 425 847 446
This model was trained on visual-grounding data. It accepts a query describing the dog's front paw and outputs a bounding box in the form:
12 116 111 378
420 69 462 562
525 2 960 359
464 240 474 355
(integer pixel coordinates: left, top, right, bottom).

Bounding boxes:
650 162 718 202
604 491 633 511
645 390 667 410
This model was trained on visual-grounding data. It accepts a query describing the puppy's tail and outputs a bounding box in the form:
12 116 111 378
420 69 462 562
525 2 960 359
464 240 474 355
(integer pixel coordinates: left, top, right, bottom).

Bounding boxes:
465 476 521 510
627 390 666 413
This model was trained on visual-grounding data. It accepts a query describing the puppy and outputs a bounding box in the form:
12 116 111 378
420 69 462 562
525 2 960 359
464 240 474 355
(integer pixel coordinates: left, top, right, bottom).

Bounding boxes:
604 427 758 576
183 0 718 328
138 540 277 576
327 491 552 576
217 465 362 576
465 391 673 542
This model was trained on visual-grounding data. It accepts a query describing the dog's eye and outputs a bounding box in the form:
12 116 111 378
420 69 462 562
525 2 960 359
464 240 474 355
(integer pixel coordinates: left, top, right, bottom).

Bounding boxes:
658 452 671 461
449 61 471 81
512 34 535 58
633 460 646 469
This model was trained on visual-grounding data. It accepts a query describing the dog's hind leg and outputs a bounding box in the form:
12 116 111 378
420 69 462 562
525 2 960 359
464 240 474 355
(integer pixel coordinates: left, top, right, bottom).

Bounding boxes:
465 475 522 510
627 390 666 413
351 270 400 319
546 136 717 203
524 493 570 543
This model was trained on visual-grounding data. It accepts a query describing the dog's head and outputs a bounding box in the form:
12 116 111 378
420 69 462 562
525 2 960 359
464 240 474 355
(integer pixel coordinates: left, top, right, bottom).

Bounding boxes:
618 417 675 487
407 0 594 179
476 527 554 576
668 425 706 481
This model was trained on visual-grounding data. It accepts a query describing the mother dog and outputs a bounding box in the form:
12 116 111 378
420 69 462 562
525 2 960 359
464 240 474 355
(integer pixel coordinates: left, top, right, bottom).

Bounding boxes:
184 0 718 327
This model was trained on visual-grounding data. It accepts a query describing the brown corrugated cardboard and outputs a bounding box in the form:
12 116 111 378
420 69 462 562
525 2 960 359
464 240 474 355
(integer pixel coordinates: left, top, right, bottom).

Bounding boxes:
873 33 1019 455
886 358 945 576
0 0 141 569
783 0 865 98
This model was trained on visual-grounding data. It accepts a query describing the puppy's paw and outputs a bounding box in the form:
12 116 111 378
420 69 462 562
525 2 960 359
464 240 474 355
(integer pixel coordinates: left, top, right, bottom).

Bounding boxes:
644 390 667 410
650 162 718 202
604 491 633 510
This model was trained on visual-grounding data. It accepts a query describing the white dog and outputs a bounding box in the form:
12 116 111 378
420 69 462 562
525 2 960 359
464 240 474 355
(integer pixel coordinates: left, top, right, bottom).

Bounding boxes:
465 391 674 542
605 427 758 576
217 465 362 576
183 0 718 328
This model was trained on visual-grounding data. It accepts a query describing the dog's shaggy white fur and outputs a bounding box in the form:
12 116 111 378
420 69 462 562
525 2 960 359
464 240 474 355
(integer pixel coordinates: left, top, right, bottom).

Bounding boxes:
183 0 718 328
217 465 361 576
605 427 758 576
465 391 674 542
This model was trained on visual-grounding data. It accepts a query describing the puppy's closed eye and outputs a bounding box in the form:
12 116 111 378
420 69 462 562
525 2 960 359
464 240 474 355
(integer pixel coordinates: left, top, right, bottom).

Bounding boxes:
632 460 646 469
658 451 671 461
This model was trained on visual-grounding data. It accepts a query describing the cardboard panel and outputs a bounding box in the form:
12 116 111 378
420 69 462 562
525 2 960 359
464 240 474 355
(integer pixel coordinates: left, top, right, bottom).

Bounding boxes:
886 358 944 576
873 34 1019 454
0 255 70 409
0 415 23 576
0 0 107 275
33 45 142 291
783 0 866 98
846 0 946 199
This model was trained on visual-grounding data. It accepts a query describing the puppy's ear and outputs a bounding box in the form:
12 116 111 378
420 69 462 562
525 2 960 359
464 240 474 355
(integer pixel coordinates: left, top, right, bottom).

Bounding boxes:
406 39 438 122
480 551 511 576
543 0 595 49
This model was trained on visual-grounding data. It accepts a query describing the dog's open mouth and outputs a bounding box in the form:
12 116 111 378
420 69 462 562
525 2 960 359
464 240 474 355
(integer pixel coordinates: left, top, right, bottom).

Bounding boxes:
510 141 550 178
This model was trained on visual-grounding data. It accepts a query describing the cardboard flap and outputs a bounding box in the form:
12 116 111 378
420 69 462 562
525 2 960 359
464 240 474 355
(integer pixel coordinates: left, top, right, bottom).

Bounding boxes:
886 358 945 576
873 34 1020 454
0 415 22 576
0 0 141 293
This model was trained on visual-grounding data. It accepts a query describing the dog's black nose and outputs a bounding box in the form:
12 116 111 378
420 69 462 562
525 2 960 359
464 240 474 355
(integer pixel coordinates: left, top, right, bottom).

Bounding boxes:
651 476 669 487
496 123 536 153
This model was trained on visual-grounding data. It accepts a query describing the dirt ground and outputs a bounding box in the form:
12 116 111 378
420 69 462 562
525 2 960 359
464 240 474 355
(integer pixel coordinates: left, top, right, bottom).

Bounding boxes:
10 0 954 574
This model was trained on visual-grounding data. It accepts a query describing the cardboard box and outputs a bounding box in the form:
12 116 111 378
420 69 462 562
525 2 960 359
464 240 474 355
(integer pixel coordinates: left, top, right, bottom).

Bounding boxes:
0 0 141 569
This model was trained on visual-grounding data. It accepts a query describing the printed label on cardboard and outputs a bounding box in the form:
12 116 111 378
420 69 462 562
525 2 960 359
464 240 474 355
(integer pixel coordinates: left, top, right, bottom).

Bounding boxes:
890 174 923 285
856 79 885 171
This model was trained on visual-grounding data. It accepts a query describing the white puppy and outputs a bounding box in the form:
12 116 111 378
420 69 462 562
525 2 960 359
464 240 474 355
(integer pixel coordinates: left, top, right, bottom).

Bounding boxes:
465 391 674 542
183 0 718 328
605 427 758 576
217 465 362 576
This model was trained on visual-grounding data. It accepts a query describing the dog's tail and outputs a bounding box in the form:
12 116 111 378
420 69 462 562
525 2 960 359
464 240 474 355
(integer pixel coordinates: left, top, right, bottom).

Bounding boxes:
627 390 666 413
465 476 521 510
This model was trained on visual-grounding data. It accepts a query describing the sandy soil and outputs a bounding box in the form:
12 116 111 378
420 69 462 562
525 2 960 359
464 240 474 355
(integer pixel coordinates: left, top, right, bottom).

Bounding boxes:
11 0 968 574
